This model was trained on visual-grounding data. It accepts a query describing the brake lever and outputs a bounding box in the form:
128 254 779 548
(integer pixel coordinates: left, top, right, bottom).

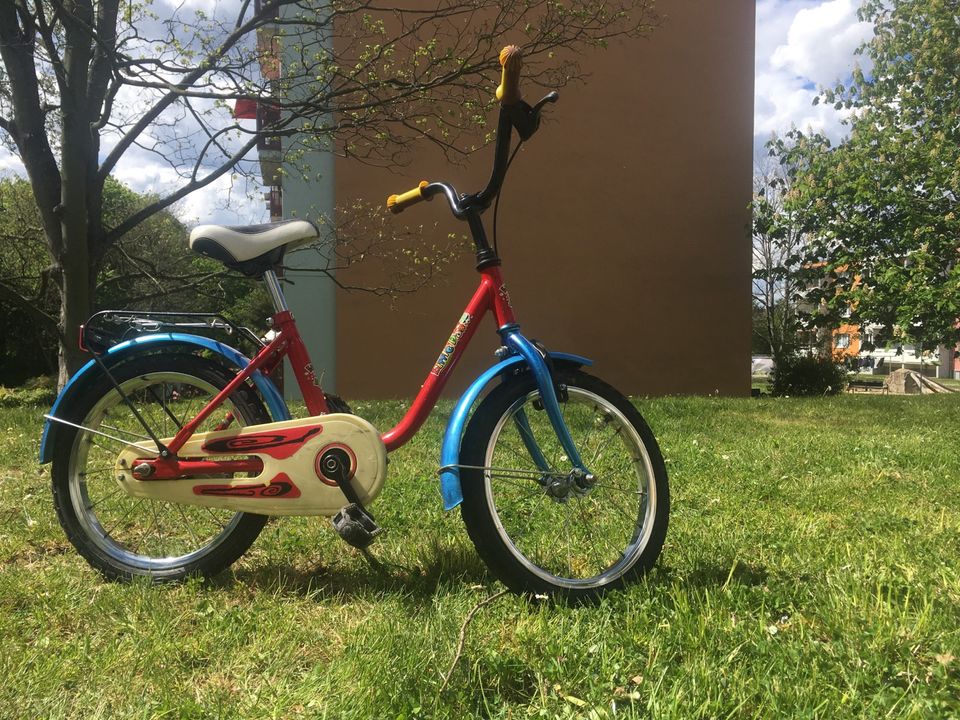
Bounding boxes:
508 91 560 141
532 91 560 115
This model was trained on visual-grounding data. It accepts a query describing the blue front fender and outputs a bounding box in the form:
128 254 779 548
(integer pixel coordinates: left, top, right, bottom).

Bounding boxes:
438 352 592 510
39 333 291 464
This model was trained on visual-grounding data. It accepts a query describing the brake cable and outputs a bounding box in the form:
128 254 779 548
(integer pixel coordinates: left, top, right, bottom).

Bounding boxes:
492 139 524 257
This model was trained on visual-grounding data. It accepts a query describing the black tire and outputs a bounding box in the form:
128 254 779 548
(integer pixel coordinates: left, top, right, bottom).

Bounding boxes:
51 353 271 582
460 369 669 601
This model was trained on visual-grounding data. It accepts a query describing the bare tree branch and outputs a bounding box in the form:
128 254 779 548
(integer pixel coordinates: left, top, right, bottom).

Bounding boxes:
98 0 288 181
0 0 63 255
104 132 261 244
0 276 58 328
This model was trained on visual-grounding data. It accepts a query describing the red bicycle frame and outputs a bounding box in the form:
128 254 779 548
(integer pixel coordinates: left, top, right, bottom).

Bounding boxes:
381 265 515 450
138 77 552 480
145 265 515 478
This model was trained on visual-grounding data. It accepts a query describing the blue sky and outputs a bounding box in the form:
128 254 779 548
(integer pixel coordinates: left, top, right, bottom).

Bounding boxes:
0 0 875 226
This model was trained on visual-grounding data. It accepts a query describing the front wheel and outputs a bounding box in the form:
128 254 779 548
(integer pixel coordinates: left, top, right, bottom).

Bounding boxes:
459 369 669 601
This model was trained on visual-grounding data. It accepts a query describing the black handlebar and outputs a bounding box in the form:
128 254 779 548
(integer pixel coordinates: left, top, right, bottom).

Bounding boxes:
388 44 558 222
421 91 560 219
388 46 559 266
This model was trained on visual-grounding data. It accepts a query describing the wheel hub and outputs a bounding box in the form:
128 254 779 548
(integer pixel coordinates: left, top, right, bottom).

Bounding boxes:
544 468 595 502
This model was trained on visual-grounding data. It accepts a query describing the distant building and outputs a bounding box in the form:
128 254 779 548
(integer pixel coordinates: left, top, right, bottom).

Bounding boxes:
801 265 948 378
830 323 941 377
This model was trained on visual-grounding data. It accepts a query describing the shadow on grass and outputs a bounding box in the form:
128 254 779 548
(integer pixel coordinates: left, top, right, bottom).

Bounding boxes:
684 560 770 588
653 559 771 590
212 541 491 601
215 552 780 607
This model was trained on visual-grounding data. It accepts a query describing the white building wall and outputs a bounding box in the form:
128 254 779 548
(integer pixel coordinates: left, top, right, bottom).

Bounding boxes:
279 7 337 399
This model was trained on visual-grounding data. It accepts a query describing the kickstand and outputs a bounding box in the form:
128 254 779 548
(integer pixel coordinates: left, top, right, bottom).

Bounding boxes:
356 545 420 580
358 546 389 575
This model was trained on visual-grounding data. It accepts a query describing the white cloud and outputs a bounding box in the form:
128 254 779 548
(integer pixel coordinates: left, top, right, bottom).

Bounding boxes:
0 141 264 230
109 135 266 229
0 146 24 177
157 0 242 15
755 0 874 156
174 172 265 227
755 0 820 76
754 70 852 142
770 0 872 85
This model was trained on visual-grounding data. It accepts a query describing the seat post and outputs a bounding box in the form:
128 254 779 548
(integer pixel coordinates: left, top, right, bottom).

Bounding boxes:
262 269 289 313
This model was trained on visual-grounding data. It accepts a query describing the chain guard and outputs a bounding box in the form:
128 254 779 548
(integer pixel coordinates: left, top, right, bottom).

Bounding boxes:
115 415 387 516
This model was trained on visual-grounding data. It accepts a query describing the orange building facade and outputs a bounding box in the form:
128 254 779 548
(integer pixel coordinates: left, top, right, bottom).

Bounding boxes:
331 1 756 398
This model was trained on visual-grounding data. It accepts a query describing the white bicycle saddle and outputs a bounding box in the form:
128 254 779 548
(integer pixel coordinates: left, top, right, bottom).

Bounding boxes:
189 219 319 274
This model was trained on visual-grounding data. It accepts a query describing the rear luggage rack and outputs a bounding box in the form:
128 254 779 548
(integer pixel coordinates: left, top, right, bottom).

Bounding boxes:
80 310 265 357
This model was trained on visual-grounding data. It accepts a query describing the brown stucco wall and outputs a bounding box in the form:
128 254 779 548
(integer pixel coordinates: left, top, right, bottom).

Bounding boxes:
333 0 755 398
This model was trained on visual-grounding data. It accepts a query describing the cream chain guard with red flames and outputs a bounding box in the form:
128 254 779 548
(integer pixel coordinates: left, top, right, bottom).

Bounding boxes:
115 415 387 516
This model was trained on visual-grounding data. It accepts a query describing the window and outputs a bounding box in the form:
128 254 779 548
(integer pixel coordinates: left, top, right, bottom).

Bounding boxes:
835 333 850 349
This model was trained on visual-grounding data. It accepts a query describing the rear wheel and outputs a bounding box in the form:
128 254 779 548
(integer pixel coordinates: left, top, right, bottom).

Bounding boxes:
459 369 669 601
51 353 271 582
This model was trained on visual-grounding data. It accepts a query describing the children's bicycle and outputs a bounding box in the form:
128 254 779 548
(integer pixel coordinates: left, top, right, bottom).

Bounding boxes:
40 46 669 601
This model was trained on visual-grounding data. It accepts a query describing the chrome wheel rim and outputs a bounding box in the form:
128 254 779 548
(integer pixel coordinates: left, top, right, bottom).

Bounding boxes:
67 372 248 572
483 387 657 589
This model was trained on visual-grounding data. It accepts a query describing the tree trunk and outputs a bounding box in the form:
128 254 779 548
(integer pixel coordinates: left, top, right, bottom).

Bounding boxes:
57 243 92 388
57 124 95 386
56 126 100 386
54 0 98 388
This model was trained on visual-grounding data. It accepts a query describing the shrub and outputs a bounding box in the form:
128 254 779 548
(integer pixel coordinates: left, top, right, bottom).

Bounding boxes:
770 355 847 397
0 377 57 407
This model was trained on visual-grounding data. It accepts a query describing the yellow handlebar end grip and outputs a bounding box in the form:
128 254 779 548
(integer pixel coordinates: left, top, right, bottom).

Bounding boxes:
496 45 523 106
499 45 520 67
387 180 430 214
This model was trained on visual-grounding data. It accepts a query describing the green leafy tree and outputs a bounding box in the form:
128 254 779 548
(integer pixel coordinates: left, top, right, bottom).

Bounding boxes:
779 0 960 351
0 176 267 384
752 150 814 363
0 0 659 386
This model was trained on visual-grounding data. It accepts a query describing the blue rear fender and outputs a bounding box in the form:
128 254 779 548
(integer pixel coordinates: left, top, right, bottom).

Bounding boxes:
39 333 291 464
438 351 592 510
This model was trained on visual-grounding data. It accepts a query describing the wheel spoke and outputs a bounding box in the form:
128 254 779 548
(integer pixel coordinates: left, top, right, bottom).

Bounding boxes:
498 438 542 470
79 465 117 477
176 505 203 546
592 483 645 523
590 422 622 467
203 506 228 531
592 483 646 497
103 499 144 538
131 502 158 555
100 424 154 442
487 474 545 493
88 487 124 510
574 496 605 573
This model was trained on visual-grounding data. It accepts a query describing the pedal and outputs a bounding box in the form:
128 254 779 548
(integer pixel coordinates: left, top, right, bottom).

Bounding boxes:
331 503 383 549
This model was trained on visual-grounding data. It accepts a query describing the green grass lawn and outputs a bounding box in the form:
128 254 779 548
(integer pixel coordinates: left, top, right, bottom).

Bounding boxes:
1 393 959 718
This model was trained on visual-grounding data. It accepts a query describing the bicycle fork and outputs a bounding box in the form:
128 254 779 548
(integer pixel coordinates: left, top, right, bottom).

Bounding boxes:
499 325 587 474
